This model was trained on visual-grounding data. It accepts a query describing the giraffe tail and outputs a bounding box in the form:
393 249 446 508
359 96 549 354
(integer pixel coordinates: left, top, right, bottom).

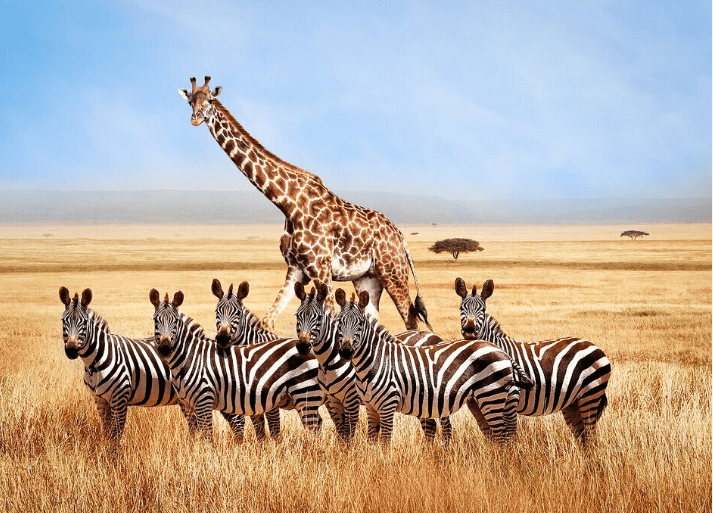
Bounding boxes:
403 241 433 331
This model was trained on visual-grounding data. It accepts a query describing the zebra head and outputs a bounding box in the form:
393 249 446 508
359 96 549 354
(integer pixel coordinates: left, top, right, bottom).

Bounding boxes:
178 76 223 127
334 288 370 361
59 286 92 360
211 279 250 350
294 281 329 356
150 289 184 358
455 278 493 340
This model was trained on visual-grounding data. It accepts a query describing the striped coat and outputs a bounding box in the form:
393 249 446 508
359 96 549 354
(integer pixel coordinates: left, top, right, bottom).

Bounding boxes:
294 282 452 443
456 278 611 445
334 289 532 443
150 289 324 438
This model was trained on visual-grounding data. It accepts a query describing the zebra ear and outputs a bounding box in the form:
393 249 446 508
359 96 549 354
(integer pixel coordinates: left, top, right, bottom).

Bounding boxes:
316 282 329 303
172 291 184 309
295 281 306 301
455 278 468 299
81 289 92 308
211 279 224 299
59 286 71 306
237 281 249 301
149 289 161 309
358 291 370 310
481 280 494 300
335 288 346 309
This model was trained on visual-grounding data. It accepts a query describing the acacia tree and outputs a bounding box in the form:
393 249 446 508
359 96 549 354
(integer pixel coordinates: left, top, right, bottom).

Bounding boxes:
429 238 484 261
621 230 649 240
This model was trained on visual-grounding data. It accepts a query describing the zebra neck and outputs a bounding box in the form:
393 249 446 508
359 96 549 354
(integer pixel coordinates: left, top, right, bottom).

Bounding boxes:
78 312 109 368
166 314 203 376
350 318 393 380
482 315 515 349
239 312 278 344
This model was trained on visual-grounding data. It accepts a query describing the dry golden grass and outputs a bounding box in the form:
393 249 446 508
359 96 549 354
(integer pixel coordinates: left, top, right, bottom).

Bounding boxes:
0 223 710 512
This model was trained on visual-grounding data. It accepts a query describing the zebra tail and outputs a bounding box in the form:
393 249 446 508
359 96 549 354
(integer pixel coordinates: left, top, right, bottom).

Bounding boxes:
594 393 608 422
511 359 534 389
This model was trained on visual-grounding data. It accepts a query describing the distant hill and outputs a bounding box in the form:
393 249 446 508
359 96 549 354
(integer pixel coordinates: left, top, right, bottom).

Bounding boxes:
0 190 709 225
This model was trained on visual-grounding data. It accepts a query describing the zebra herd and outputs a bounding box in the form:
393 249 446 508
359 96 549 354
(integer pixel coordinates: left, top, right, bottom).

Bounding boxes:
59 278 611 449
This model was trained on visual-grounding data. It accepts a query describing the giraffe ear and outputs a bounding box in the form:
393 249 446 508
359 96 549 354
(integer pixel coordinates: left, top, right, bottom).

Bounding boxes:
237 281 249 301
455 278 468 299
481 280 494 301
335 288 346 309
316 282 329 303
149 289 161 309
211 279 223 299
172 291 184 309
178 89 191 102
358 291 370 310
81 289 92 308
211 86 222 98
295 282 306 301
59 286 71 306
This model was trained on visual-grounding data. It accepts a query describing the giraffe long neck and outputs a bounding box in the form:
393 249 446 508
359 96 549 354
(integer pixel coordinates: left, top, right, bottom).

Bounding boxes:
206 100 325 219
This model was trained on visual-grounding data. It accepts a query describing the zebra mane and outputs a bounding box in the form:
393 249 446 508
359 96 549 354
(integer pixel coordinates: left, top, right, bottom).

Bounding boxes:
180 313 208 340
243 306 274 336
483 312 513 342
366 314 398 344
87 309 110 333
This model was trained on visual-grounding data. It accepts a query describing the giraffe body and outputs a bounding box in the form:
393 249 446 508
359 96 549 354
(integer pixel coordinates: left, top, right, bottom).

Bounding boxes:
179 77 430 331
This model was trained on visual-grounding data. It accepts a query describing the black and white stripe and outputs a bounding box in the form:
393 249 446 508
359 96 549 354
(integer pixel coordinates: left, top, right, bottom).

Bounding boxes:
59 287 194 443
456 278 611 445
333 288 531 444
150 289 324 439
212 279 283 440
294 282 454 443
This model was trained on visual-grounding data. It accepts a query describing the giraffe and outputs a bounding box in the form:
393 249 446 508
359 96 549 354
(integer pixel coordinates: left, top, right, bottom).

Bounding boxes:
178 76 432 332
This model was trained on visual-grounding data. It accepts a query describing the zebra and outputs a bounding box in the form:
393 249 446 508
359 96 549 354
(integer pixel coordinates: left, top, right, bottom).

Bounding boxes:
149 288 324 439
58 286 208 444
212 278 283 441
455 278 612 446
333 288 533 444
294 281 453 443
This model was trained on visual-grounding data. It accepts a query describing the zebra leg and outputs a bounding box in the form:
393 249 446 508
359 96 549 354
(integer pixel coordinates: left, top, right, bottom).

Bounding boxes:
325 398 347 440
222 413 246 443
193 396 215 440
264 409 282 439
93 397 112 437
377 407 396 444
564 392 607 447
420 418 437 443
496 387 521 444
365 407 381 442
340 386 361 442
178 401 198 434
249 414 267 441
439 417 453 446
466 397 492 440
109 398 129 445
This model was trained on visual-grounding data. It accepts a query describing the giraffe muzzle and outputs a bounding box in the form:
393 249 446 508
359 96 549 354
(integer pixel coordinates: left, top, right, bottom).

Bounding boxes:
191 114 204 126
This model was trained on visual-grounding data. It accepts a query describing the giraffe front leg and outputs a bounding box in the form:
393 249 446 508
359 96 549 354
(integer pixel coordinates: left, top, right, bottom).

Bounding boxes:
263 265 306 331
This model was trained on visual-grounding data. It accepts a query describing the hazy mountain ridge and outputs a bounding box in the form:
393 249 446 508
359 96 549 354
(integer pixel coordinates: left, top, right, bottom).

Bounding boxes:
0 190 709 225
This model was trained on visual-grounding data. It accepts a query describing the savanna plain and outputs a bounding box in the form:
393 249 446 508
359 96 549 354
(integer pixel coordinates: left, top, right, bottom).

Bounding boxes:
0 223 710 513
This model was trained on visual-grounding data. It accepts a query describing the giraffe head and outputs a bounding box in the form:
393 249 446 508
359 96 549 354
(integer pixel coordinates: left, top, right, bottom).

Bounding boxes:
178 76 223 126
455 278 493 340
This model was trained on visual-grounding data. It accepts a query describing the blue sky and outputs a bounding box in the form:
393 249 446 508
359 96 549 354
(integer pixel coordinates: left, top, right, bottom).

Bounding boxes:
1 1 710 200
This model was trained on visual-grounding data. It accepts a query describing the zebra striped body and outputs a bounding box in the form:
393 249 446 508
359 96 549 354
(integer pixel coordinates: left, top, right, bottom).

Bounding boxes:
151 290 324 438
334 289 529 444
213 279 284 440
294 283 453 443
456 278 611 445
59 287 191 443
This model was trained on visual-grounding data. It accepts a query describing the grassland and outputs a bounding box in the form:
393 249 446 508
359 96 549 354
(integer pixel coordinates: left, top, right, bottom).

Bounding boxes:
0 223 710 512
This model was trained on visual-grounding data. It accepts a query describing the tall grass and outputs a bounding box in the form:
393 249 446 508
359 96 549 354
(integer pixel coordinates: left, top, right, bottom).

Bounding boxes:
0 224 710 512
